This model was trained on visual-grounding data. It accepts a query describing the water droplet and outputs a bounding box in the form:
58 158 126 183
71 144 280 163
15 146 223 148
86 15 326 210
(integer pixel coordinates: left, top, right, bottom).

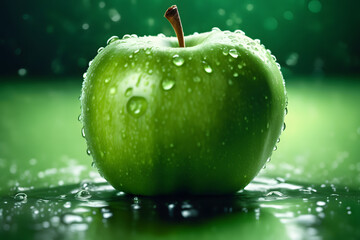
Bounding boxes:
97 47 104 53
273 145 277 151
107 36 119 45
254 39 261 44
78 114 82 122
75 190 92 200
104 78 110 84
233 72 239 77
276 138 280 143
109 87 116 94
193 76 201 83
81 128 86 138
157 33 166 38
276 63 281 69
228 79 233 85
202 61 212 73
161 79 175 91
86 148 91 156
91 162 96 168
212 27 221 32
271 55 277 61
172 55 184 66
122 34 131 39
83 72 87 79
222 48 229 56
235 29 245 35
282 122 286 131
125 88 133 97
126 96 148 118
229 49 239 58
88 60 93 66
285 107 288 115
14 193 27 202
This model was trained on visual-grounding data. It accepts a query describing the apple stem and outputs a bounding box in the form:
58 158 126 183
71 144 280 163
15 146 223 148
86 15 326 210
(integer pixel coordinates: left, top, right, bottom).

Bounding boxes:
164 5 185 48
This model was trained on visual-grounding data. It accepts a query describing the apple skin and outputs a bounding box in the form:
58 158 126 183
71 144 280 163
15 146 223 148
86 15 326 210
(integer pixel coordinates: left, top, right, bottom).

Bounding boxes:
81 29 286 195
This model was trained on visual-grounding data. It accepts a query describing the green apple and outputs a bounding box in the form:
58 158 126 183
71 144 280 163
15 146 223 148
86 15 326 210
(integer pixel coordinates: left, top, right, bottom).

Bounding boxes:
80 26 286 195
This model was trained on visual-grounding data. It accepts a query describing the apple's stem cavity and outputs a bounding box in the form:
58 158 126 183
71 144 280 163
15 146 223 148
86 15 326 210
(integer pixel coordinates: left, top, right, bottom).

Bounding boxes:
165 5 185 48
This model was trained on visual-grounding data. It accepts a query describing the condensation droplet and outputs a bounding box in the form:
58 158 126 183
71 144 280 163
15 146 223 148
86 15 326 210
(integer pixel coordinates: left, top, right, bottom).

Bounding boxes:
97 47 104 53
282 122 286 131
81 128 86 138
229 49 239 58
172 54 185 66
107 36 119 45
161 79 175 91
212 27 221 32
126 96 148 118
235 29 245 35
202 61 213 73
125 88 133 97
122 34 131 39
86 148 91 156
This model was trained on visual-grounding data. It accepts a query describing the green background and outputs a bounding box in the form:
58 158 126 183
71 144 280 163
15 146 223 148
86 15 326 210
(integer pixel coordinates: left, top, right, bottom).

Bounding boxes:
1 0 360 240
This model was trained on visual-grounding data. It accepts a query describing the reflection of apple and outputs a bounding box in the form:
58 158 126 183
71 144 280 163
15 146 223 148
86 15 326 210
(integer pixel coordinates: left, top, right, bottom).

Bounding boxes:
80 6 286 195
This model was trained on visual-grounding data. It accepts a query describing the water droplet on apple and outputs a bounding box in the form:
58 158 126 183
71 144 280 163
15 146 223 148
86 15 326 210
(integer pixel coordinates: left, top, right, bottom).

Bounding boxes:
271 55 277 61
193 76 201 83
109 87 116 94
97 47 104 53
277 138 280 143
222 48 229 56
161 79 175 91
131 34 138 38
107 35 119 45
88 60 93 66
212 27 221 32
104 78 110 83
172 55 184 66
14 192 27 202
81 128 86 138
126 96 148 118
276 63 281 69
157 33 166 38
285 107 288 115
122 34 131 39
134 49 140 54
235 29 245 35
282 122 286 131
148 69 153 75
86 148 91 155
254 39 261 44
78 114 82 122
125 88 133 97
273 145 278 151
145 48 152 55
202 61 212 73
229 49 239 58
233 72 239 77
83 72 87 79
91 162 96 168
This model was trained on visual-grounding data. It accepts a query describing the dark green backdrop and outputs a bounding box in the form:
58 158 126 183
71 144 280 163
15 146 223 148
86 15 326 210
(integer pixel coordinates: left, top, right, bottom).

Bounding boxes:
1 0 360 78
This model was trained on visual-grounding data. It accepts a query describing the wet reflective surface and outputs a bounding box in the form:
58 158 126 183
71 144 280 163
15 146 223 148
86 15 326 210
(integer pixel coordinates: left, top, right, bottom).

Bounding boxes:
1 177 359 240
